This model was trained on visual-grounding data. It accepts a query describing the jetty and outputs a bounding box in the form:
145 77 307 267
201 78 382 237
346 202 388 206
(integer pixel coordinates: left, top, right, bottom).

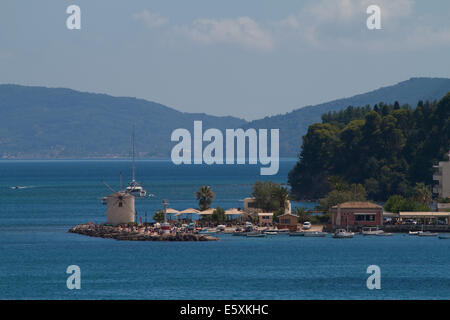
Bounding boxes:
68 223 218 241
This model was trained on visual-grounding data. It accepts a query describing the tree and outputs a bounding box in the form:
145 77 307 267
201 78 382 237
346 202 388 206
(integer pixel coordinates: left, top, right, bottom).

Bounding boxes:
412 183 432 205
288 95 450 201
252 181 288 212
153 209 165 222
211 207 226 224
272 186 289 212
318 183 367 212
195 185 215 211
294 207 311 223
384 195 429 213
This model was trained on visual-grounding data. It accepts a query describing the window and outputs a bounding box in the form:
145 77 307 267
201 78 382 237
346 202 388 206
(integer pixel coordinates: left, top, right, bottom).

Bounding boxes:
355 214 375 222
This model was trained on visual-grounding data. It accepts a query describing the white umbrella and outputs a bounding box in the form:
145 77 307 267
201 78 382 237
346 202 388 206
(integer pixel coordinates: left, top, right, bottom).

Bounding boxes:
199 208 215 215
165 208 180 220
179 208 200 221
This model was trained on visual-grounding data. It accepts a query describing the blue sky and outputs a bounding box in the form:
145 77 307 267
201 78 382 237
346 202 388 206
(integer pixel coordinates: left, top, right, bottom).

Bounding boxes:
1 0 450 120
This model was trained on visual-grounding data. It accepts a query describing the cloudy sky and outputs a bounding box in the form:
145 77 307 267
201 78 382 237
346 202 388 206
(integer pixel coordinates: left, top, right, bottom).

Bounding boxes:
1 0 450 119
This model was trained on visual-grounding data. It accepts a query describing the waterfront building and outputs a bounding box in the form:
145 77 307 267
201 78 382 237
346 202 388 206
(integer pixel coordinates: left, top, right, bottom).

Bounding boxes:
331 202 383 228
433 151 450 199
258 213 273 226
105 191 135 225
398 211 450 225
278 213 299 231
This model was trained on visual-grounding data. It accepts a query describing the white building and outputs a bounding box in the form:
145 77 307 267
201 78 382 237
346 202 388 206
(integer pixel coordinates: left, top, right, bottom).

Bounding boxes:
105 191 135 225
433 151 450 199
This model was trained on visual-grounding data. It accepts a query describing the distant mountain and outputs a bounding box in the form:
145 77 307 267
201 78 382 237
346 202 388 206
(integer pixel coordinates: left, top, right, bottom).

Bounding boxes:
245 77 450 157
1 77 450 159
0 85 246 158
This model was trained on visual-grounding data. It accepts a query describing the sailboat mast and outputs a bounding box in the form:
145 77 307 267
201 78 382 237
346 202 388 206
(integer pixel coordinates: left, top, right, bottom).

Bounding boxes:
132 125 136 182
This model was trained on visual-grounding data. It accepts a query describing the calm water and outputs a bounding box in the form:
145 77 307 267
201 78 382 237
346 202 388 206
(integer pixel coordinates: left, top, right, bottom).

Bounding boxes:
0 160 449 300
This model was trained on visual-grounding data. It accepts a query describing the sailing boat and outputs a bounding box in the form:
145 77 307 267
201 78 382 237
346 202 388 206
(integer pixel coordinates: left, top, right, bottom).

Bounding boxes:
125 126 147 198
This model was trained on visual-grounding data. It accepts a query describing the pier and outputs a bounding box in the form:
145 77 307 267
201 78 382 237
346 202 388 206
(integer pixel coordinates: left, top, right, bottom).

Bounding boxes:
69 223 218 241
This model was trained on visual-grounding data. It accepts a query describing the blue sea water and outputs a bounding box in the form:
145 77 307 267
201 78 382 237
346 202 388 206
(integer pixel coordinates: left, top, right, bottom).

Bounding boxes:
0 160 449 300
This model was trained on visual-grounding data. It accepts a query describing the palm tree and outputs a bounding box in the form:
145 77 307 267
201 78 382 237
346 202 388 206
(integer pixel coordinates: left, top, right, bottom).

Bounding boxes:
272 186 289 212
195 185 215 211
294 207 311 223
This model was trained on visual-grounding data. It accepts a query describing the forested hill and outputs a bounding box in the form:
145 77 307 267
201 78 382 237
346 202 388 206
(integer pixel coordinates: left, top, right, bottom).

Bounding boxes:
0 85 246 158
288 93 450 201
1 77 450 159
246 77 450 157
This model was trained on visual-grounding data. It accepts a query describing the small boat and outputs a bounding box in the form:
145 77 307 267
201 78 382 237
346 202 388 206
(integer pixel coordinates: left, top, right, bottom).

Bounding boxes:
264 231 278 235
375 232 393 236
199 229 217 235
332 229 354 239
275 229 290 234
417 231 438 237
289 231 305 237
126 181 147 197
11 186 25 190
216 225 226 232
361 227 384 236
304 231 327 237
232 231 247 236
438 234 450 239
409 231 420 235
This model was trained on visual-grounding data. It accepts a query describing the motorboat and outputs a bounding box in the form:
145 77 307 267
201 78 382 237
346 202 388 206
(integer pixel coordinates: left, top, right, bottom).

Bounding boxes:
303 231 327 237
438 234 450 239
126 181 146 198
275 229 290 234
409 231 420 235
264 231 278 235
332 229 354 238
216 225 226 232
361 227 384 235
375 232 393 236
417 231 438 237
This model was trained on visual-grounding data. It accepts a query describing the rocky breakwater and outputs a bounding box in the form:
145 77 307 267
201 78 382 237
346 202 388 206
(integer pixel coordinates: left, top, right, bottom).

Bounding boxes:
69 223 218 241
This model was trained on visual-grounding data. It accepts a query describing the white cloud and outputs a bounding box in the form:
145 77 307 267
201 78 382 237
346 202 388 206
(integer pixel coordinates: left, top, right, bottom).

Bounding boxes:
133 10 168 29
132 2 450 52
180 17 274 51
272 0 450 51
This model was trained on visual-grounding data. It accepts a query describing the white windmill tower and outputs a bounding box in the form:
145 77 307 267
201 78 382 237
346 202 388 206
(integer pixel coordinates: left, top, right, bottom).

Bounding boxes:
103 182 136 225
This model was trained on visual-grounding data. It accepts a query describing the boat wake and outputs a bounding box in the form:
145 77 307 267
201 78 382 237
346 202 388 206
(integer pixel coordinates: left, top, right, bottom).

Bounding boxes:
10 185 35 190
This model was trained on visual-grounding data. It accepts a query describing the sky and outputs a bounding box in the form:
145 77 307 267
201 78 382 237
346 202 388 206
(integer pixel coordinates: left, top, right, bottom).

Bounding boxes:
1 0 450 120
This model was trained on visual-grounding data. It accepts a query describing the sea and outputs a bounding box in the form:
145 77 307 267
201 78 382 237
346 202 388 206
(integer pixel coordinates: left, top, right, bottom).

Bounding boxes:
0 159 449 300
